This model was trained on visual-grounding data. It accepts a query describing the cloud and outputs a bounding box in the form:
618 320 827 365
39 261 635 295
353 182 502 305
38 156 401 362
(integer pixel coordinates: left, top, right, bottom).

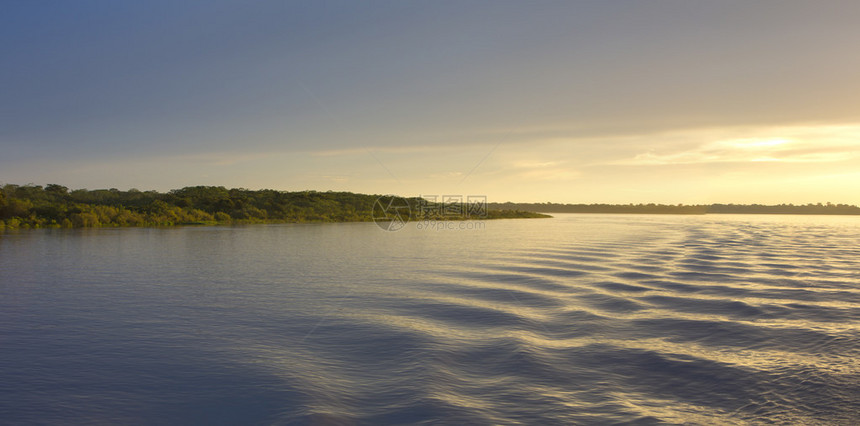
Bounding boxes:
505 160 580 181
308 145 452 157
611 124 860 166
177 152 274 166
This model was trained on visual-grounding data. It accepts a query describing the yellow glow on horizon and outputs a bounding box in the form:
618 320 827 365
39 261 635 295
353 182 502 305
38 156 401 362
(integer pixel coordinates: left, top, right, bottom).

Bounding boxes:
729 138 790 149
611 124 860 166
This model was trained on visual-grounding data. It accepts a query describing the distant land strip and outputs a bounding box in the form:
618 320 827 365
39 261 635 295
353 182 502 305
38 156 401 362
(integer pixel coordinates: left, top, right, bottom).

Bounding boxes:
489 202 860 215
0 184 547 230
3 184 858 230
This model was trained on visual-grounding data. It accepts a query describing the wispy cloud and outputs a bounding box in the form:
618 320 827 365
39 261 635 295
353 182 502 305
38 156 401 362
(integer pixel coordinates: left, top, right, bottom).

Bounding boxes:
507 160 580 181
176 152 274 167
309 145 446 157
612 125 860 166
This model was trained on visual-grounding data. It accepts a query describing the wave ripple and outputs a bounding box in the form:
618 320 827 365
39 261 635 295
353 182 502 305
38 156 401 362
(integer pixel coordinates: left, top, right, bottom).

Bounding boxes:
1 215 859 424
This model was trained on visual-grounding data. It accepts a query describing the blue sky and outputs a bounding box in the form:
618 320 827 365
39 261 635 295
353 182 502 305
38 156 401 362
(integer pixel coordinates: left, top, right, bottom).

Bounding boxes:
3 1 860 204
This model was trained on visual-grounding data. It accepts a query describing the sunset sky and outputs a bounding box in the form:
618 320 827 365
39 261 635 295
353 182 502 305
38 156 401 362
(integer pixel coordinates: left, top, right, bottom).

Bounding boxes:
3 1 860 204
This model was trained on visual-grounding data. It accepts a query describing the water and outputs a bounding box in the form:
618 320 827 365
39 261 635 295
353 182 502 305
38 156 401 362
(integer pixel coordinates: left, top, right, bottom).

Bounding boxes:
1 214 858 424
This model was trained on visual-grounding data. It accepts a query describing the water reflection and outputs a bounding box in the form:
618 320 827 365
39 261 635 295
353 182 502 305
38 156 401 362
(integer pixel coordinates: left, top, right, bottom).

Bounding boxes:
1 216 858 423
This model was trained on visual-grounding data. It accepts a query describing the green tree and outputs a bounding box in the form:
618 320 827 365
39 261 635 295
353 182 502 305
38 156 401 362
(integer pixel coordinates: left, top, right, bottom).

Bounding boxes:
2 198 33 219
45 184 69 195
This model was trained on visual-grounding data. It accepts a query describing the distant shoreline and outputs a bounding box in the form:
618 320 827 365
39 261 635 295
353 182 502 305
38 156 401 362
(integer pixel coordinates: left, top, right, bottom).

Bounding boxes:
3 184 857 230
490 203 860 216
0 184 548 230
537 212 860 216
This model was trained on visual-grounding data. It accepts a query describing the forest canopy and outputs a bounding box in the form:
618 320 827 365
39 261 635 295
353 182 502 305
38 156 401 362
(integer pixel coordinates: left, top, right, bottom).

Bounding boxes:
3 183 857 230
0 184 546 229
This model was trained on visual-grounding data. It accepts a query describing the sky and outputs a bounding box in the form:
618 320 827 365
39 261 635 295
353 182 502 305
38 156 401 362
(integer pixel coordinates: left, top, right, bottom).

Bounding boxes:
2 1 860 204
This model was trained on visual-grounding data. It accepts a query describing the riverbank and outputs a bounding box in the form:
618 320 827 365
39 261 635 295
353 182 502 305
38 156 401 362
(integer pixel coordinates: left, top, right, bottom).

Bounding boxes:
0 184 549 230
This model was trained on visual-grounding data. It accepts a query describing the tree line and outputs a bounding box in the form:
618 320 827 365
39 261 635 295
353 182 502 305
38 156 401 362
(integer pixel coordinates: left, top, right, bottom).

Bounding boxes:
488 202 860 215
0 184 547 229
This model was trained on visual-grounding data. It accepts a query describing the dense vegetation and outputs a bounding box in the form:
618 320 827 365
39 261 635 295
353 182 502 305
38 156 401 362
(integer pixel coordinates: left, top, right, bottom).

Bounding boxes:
6 183 855 230
490 202 860 215
0 184 547 229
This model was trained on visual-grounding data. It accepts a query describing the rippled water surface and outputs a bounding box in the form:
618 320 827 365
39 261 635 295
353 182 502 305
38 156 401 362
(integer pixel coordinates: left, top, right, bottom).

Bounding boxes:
1 214 859 424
